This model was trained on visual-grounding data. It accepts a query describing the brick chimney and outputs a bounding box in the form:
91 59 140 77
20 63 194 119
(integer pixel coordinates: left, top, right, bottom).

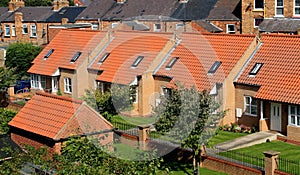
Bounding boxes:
14 12 23 40
53 0 69 11
8 0 25 12
117 0 127 4
179 0 188 3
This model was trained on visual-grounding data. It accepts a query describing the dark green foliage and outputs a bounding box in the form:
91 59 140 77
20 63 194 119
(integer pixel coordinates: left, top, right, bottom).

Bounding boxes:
0 67 17 90
0 0 9 7
5 43 42 80
0 108 17 134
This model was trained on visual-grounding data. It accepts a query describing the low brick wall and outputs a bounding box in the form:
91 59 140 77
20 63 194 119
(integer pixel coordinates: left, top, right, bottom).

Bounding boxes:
202 156 263 175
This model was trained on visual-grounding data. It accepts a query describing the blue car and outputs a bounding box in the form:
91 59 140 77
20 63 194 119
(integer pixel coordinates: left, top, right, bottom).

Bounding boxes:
14 80 31 94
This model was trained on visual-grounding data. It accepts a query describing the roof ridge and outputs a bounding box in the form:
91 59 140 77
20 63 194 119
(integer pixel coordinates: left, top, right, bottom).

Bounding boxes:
115 30 174 35
35 92 83 104
181 32 256 37
60 29 100 33
261 33 300 38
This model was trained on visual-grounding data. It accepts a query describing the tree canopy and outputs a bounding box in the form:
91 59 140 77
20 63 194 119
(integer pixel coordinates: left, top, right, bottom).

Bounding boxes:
5 43 42 80
154 85 224 174
0 67 17 90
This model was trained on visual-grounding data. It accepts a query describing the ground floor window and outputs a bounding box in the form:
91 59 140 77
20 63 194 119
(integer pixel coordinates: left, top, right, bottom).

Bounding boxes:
289 105 300 126
96 81 111 94
130 85 138 103
64 77 72 93
244 96 258 116
30 74 46 89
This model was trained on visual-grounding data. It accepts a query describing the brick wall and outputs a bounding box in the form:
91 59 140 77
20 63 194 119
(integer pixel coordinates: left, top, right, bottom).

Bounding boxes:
235 84 260 127
287 125 300 142
60 69 76 98
209 21 241 34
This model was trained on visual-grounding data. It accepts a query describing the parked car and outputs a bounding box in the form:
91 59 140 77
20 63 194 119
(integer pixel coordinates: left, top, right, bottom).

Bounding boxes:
14 80 30 94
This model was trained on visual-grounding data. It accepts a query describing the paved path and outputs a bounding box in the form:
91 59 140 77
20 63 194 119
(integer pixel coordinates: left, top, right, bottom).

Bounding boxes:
214 131 283 150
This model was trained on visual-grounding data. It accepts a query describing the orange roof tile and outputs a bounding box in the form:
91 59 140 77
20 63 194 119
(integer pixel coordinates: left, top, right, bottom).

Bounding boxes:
9 92 82 139
236 34 300 105
89 31 172 85
156 33 255 91
28 30 105 76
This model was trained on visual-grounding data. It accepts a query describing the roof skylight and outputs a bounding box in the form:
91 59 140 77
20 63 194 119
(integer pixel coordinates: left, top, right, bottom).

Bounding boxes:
249 63 263 76
70 51 82 63
44 49 54 59
208 61 221 74
98 53 110 64
165 57 179 69
131 56 144 68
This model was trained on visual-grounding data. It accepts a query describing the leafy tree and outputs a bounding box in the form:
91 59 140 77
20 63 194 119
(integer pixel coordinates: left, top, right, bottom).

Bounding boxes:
0 67 17 90
154 85 224 174
5 43 42 80
0 108 17 134
0 0 9 7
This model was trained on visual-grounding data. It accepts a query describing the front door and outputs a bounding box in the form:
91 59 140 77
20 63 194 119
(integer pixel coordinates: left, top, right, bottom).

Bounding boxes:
271 103 281 132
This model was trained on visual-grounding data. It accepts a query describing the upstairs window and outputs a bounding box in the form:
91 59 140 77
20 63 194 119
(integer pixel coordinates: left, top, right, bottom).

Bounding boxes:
226 24 236 34
249 63 263 76
11 25 16 36
64 77 72 93
92 23 99 30
131 56 144 68
295 0 300 16
111 23 119 29
130 85 138 103
244 96 258 116
98 53 110 64
22 24 28 34
4 25 10 37
44 49 54 60
70 51 82 63
254 0 264 9
30 25 37 37
176 23 184 30
208 61 222 74
154 23 161 32
165 57 178 69
289 105 300 127
276 0 284 16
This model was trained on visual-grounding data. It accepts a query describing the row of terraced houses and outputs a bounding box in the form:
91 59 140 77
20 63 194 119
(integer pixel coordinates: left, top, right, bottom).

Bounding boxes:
2 0 300 154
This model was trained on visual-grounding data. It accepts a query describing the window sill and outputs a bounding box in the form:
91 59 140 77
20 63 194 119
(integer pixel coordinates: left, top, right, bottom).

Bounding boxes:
253 9 264 12
30 36 37 38
64 91 72 94
244 113 257 117
274 15 284 18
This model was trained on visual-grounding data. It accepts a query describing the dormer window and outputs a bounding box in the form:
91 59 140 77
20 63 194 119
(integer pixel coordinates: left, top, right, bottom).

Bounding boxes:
249 63 263 76
44 49 54 60
166 57 179 69
70 51 82 63
98 53 110 64
208 61 221 74
131 56 144 68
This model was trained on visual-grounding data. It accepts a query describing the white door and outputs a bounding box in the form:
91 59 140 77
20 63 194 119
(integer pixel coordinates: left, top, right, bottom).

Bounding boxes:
271 103 282 131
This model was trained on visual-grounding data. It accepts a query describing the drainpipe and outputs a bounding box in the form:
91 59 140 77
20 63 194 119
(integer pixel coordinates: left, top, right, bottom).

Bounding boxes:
260 101 264 120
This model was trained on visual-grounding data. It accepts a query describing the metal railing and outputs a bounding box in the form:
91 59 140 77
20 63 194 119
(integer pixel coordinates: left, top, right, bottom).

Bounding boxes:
206 147 265 171
277 157 300 175
112 121 138 136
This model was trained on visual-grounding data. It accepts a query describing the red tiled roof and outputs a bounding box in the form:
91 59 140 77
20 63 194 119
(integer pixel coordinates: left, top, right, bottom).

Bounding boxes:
28 30 105 76
9 92 83 139
89 31 172 85
156 33 255 91
236 34 300 105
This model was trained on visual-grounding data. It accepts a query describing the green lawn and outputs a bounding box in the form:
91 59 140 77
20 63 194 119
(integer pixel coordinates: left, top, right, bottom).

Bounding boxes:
207 130 248 148
219 141 300 174
111 115 156 126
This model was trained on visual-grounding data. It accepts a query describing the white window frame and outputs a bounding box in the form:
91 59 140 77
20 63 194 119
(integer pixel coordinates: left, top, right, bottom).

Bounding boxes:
289 105 300 127
92 23 99 30
226 24 236 34
4 25 10 37
64 77 72 93
175 23 184 30
254 0 264 10
154 23 161 32
111 22 119 29
30 24 37 37
22 24 28 34
130 85 138 103
275 0 284 17
52 77 58 92
11 24 16 36
30 74 46 90
244 96 258 116
294 0 300 16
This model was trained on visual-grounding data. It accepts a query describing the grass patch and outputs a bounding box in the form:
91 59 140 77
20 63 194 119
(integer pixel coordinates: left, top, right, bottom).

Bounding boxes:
111 115 156 125
113 143 145 160
207 130 247 148
219 141 300 174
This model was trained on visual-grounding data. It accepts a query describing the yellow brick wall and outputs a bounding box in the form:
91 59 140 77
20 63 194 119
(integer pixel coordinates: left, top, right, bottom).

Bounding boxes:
287 125 300 142
60 69 76 98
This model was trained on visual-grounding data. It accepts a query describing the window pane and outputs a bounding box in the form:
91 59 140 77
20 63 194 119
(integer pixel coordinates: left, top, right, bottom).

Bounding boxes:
296 0 300 6
245 97 250 105
297 116 300 126
295 8 300 15
245 105 250 113
291 106 296 114
276 8 284 15
251 106 257 115
297 107 300 115
251 98 257 105
291 115 296 124
255 0 264 8
277 0 283 6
